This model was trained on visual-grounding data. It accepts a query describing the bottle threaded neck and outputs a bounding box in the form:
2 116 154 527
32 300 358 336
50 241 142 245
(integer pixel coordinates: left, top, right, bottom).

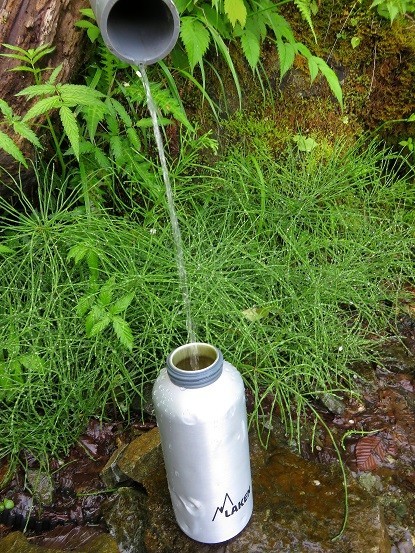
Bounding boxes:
166 343 223 388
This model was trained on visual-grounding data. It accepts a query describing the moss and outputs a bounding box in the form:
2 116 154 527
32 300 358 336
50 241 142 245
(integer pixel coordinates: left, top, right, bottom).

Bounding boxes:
170 0 414 150
281 0 415 139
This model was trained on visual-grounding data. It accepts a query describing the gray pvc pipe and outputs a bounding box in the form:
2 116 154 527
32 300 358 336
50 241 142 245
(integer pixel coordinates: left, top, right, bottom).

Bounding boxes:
89 0 180 65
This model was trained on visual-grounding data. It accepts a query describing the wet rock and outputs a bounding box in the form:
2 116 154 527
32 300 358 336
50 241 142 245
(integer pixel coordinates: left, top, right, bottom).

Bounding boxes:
380 338 415 374
320 393 346 415
357 472 384 494
102 487 148 553
26 470 54 506
115 427 390 553
0 530 119 552
101 444 132 488
116 427 162 489
391 529 415 553
226 433 391 553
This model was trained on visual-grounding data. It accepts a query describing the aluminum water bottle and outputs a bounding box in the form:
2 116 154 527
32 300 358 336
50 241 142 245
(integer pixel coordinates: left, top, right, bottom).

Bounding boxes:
152 342 253 543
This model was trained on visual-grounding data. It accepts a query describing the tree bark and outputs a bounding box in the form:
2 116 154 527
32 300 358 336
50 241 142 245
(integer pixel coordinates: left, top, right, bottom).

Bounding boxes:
0 0 89 184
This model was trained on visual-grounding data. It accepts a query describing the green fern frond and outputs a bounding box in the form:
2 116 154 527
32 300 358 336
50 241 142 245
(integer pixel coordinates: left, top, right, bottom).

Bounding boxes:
293 0 317 42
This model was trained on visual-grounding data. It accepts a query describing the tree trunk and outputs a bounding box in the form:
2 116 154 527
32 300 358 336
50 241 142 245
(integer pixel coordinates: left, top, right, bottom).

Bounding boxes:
0 0 89 185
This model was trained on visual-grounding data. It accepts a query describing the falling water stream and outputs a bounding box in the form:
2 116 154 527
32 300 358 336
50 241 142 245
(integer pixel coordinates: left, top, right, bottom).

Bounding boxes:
138 65 198 365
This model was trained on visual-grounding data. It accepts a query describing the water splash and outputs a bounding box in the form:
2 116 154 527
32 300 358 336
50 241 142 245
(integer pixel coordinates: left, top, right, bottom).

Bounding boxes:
137 65 197 348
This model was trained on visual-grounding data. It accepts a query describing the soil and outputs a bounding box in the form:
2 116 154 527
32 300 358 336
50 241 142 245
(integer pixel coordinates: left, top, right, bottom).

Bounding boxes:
0 314 414 551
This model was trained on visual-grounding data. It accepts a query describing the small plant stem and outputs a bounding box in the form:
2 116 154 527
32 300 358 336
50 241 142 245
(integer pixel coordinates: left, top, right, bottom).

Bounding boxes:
45 114 67 177
79 162 91 217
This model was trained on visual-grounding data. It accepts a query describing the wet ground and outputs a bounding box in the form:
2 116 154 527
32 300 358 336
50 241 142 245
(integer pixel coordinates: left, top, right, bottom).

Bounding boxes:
0 315 414 551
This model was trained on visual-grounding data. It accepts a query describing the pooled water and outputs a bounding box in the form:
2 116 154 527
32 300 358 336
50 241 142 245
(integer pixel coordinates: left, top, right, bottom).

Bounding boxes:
138 64 197 355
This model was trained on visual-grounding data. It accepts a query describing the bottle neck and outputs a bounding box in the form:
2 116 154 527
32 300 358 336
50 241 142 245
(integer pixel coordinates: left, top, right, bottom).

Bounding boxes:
166 343 223 388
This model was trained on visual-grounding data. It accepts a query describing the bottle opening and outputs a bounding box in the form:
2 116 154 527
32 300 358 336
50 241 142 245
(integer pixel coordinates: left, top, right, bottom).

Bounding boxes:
176 355 214 372
106 0 179 64
167 343 223 388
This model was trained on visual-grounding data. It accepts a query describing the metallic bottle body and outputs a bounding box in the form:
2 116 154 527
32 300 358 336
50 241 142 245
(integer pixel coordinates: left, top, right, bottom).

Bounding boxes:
152 359 253 543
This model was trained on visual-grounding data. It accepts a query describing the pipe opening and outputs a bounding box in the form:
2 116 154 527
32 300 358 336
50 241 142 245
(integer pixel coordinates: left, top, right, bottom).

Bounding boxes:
106 0 178 64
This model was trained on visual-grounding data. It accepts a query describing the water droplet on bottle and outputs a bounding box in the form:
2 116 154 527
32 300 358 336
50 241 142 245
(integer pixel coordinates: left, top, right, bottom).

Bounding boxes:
181 410 196 425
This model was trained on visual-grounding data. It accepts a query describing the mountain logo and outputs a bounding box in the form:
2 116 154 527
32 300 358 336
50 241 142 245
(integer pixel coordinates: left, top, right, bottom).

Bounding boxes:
212 487 251 522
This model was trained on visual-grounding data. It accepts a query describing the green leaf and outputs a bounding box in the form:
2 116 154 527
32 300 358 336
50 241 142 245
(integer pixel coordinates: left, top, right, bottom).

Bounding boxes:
85 312 95 336
294 0 317 42
351 36 361 49
99 277 116 307
108 97 132 126
293 134 318 152
407 113 415 122
110 135 124 163
296 42 312 58
246 12 267 42
173 0 191 13
112 316 134 351
109 292 135 315
79 7 96 19
0 99 13 118
8 66 37 73
31 44 55 65
22 96 62 121
240 29 260 70
224 0 247 27
241 306 271 322
266 12 296 44
16 84 57 99
86 250 99 279
82 104 107 142
308 56 319 82
198 5 230 38
67 243 90 264
89 315 111 337
48 64 63 84
59 84 105 107
19 354 45 372
180 17 211 70
0 130 27 166
76 20 101 42
94 145 112 169
59 106 79 160
12 121 41 148
75 18 92 28
0 244 15 254
315 58 343 109
1 43 29 55
206 24 242 106
385 2 400 21
76 295 94 317
0 53 31 63
87 25 101 43
126 127 141 150
277 41 296 80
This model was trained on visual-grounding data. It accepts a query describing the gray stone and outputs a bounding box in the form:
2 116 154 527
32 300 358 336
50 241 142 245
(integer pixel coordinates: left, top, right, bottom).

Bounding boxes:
26 469 54 506
358 472 384 494
0 531 119 553
381 338 415 374
102 487 148 553
320 392 346 415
